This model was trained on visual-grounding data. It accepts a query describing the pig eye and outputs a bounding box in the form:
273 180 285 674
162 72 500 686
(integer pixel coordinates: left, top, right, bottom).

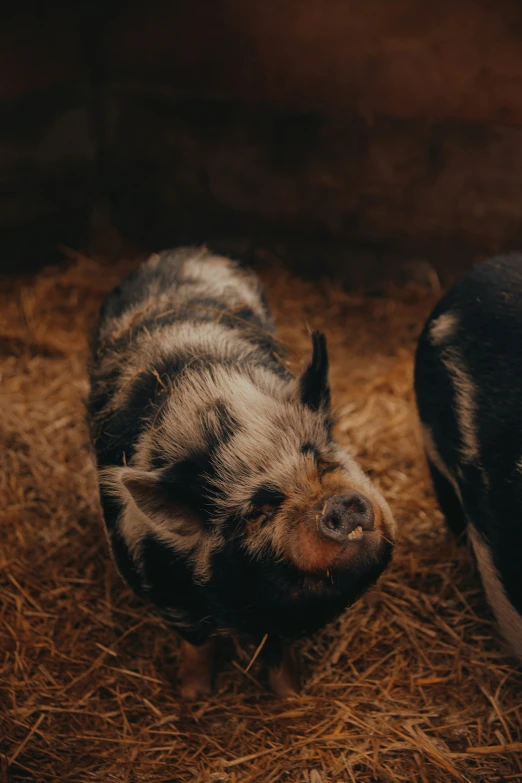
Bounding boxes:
245 502 280 529
247 486 285 524
249 503 278 524
318 459 339 477
302 444 338 476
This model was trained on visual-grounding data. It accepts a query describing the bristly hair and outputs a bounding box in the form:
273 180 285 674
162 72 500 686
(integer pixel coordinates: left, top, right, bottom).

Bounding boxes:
88 247 395 642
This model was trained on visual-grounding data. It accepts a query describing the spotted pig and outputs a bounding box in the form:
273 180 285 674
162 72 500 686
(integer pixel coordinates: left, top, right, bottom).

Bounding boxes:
88 247 396 697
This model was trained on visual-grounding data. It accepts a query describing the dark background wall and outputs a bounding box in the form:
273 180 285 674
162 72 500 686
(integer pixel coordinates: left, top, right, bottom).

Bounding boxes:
2 0 522 282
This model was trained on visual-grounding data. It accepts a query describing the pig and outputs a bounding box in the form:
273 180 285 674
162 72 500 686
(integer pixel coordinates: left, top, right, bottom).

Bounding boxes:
414 254 522 662
87 247 396 698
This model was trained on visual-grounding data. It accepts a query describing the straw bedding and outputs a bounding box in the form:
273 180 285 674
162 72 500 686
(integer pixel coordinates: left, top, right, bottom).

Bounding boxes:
1 247 521 783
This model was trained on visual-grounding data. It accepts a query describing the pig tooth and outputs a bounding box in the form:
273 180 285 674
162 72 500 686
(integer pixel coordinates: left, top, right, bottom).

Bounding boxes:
347 526 363 541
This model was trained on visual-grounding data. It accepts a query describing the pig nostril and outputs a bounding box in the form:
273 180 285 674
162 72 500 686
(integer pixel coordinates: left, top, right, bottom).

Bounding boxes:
318 492 375 542
323 510 344 533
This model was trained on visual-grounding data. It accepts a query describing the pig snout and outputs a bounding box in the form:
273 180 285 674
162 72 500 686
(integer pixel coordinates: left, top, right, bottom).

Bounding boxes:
319 493 375 542
284 489 387 574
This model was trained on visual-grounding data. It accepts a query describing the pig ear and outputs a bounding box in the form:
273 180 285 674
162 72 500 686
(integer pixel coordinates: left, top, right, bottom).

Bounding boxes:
298 330 331 412
119 469 202 535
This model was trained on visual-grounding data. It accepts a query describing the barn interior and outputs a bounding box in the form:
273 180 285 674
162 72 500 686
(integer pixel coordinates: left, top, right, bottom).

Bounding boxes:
2 2 522 782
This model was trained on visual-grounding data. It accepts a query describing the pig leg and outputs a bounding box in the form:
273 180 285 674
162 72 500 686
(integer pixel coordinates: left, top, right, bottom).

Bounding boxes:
261 635 300 698
426 457 467 543
179 638 215 699
269 644 300 698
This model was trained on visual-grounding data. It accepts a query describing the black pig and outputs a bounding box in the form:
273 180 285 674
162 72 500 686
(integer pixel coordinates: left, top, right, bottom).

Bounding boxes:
88 248 395 697
415 254 522 662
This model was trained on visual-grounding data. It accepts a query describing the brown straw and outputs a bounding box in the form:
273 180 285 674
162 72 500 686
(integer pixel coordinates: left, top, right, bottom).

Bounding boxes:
1 247 521 782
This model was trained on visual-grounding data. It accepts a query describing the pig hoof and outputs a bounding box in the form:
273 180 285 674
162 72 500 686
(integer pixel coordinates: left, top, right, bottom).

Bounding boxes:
179 673 213 700
179 638 215 699
269 667 301 699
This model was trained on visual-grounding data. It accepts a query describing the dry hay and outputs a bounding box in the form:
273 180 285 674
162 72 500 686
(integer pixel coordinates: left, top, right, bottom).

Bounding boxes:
1 247 521 783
